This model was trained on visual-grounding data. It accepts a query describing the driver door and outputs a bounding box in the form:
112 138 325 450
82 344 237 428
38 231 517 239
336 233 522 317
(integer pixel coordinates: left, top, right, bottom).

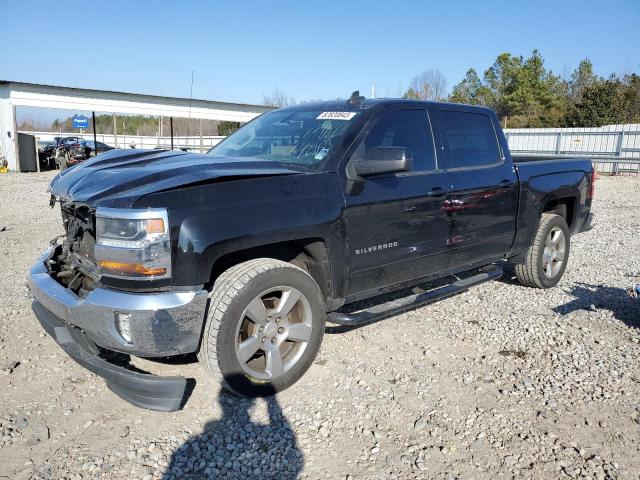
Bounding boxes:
343 107 451 298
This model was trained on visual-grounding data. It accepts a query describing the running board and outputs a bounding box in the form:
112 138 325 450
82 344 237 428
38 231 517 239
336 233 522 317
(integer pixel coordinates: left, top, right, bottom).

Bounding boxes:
327 265 503 326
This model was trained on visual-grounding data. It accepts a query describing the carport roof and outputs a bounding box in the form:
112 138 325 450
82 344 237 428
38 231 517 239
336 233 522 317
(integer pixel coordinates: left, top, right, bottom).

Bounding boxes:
0 79 274 113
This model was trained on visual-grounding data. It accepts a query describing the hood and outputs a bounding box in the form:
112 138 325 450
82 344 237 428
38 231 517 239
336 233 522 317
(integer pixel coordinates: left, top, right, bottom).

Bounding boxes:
48 149 300 208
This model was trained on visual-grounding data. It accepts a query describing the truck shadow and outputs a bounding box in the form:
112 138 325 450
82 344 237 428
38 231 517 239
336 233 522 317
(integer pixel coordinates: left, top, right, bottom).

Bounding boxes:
161 375 303 479
553 282 640 328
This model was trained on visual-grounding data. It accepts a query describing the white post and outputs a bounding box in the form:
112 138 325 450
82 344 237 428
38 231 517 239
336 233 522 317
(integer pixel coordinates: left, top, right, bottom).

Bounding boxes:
112 113 118 148
555 132 562 155
0 84 19 171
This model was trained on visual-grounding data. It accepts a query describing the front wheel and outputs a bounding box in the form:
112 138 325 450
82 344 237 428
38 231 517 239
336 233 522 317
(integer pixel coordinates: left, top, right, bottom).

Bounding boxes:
515 213 570 288
198 258 326 396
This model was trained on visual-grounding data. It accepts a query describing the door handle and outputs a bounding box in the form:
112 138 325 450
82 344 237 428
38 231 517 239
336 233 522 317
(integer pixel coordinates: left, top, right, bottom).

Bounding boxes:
427 186 446 197
499 180 515 188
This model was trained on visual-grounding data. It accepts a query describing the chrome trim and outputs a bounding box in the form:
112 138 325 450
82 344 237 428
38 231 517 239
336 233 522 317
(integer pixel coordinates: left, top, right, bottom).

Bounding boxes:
28 249 207 356
95 207 169 221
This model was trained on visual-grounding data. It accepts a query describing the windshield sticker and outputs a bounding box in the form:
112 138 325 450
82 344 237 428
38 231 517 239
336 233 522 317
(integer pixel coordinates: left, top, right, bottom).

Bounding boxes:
316 111 358 120
314 148 329 160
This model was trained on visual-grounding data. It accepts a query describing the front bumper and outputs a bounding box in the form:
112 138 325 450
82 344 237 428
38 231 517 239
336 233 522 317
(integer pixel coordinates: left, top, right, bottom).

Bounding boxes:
28 248 209 411
32 301 190 411
28 249 208 357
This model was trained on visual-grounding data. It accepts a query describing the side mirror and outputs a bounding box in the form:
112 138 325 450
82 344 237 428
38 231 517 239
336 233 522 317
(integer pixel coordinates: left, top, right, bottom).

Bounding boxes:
352 146 413 177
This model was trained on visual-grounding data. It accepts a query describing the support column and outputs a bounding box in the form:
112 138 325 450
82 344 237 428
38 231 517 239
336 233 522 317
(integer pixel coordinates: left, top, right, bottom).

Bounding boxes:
0 85 18 171
170 117 174 150
112 113 118 148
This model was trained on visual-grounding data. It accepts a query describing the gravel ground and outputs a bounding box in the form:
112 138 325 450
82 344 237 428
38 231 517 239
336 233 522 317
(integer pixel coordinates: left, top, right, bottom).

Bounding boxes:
0 171 639 480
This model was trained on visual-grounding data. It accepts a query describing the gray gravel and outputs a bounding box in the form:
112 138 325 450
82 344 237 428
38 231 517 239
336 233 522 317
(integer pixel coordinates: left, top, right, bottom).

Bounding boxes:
0 171 639 479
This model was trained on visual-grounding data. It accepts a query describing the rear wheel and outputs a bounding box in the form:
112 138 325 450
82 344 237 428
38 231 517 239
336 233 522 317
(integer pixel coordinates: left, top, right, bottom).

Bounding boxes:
198 258 326 396
515 213 570 288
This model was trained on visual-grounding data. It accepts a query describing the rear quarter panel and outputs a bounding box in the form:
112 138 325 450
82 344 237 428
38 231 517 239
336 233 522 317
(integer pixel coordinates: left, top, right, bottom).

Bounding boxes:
510 159 592 259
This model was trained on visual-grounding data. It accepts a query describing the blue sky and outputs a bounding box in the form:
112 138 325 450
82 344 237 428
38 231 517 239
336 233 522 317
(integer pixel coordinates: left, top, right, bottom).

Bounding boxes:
3 0 639 116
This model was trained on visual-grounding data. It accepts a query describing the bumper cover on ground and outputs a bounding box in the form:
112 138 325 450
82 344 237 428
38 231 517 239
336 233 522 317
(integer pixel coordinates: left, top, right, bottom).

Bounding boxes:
33 301 190 412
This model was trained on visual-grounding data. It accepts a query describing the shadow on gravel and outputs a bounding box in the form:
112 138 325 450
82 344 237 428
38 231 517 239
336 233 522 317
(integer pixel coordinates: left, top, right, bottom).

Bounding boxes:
162 376 303 480
554 282 640 328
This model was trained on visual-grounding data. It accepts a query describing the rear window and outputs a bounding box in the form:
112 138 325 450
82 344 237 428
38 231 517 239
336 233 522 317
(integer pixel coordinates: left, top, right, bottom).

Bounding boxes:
440 111 501 168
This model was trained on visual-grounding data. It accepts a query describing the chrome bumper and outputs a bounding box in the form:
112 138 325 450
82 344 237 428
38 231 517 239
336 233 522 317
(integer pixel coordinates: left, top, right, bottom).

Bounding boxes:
27 248 208 357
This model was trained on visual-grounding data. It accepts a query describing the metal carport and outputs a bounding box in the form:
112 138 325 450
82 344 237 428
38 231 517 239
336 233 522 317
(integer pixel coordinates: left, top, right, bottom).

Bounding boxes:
0 80 272 171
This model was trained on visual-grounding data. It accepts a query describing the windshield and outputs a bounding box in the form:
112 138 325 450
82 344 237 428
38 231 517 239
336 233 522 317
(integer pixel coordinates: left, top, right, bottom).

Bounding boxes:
208 108 360 171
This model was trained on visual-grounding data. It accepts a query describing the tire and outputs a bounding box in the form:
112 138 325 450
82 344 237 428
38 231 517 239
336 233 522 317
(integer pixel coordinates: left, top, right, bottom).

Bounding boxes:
57 153 67 171
198 258 326 396
515 213 570 288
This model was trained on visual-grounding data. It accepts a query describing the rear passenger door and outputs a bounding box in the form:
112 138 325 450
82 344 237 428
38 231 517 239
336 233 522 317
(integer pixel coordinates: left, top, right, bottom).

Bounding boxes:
434 107 518 270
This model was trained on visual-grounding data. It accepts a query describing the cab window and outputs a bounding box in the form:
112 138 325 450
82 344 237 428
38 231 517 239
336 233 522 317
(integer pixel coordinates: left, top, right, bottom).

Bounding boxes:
352 109 436 172
440 110 501 168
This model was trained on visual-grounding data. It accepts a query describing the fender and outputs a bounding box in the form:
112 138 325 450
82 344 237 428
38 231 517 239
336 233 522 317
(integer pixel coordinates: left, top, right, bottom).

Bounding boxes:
140 172 350 300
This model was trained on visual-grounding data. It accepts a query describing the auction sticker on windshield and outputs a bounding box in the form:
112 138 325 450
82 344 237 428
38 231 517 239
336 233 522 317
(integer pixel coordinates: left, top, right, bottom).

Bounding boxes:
316 112 358 120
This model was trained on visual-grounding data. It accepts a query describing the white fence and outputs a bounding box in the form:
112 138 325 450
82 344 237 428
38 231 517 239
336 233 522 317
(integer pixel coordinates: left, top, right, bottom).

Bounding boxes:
21 131 225 153
505 124 640 175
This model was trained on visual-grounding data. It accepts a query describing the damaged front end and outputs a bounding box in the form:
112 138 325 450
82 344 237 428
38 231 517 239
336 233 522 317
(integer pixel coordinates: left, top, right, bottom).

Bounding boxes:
46 201 100 296
28 197 209 411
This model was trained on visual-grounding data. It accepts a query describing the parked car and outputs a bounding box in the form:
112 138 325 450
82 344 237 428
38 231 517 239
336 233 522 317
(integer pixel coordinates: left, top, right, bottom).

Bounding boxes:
37 140 57 170
84 140 114 157
55 138 114 169
54 137 84 170
29 94 594 411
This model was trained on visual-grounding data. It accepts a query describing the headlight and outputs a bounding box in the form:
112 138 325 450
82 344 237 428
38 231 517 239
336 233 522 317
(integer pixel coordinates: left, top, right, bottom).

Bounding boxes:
94 208 171 280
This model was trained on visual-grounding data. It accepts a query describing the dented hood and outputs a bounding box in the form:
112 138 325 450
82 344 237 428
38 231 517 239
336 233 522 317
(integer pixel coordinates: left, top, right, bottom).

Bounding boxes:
48 149 300 207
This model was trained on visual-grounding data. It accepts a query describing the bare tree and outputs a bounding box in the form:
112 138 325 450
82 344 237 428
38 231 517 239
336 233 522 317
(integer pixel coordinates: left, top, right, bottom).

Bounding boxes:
263 88 295 107
406 70 448 101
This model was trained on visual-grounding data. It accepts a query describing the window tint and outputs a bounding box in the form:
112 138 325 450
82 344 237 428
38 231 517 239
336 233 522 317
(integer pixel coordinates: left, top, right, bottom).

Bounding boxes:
440 111 501 168
354 109 436 172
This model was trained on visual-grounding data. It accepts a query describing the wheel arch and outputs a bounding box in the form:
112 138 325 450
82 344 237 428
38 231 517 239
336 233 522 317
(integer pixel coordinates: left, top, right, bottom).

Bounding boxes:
542 195 577 230
207 237 334 301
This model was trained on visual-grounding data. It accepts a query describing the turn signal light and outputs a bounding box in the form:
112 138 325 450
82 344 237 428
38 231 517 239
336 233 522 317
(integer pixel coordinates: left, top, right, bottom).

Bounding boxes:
146 218 165 234
98 260 167 277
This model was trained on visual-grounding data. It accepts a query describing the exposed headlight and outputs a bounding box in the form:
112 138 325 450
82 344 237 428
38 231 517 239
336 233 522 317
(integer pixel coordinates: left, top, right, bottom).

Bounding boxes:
95 208 171 280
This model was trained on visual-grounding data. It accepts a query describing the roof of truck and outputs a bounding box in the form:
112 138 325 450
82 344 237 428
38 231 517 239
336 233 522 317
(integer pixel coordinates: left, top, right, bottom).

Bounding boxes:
284 97 492 113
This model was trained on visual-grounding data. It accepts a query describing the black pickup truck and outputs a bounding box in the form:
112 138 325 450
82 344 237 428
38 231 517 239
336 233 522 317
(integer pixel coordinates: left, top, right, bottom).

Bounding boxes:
29 94 594 411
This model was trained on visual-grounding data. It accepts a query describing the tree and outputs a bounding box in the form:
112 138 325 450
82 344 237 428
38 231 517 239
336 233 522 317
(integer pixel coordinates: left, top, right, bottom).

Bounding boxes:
263 88 295 107
622 73 640 123
455 50 568 127
404 70 448 101
217 121 242 136
402 88 421 100
502 50 566 127
569 59 597 102
482 53 522 119
564 75 627 127
449 68 488 105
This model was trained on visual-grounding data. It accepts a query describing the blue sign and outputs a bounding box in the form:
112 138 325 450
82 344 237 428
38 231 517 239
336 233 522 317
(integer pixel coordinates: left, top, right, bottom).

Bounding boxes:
72 115 89 129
